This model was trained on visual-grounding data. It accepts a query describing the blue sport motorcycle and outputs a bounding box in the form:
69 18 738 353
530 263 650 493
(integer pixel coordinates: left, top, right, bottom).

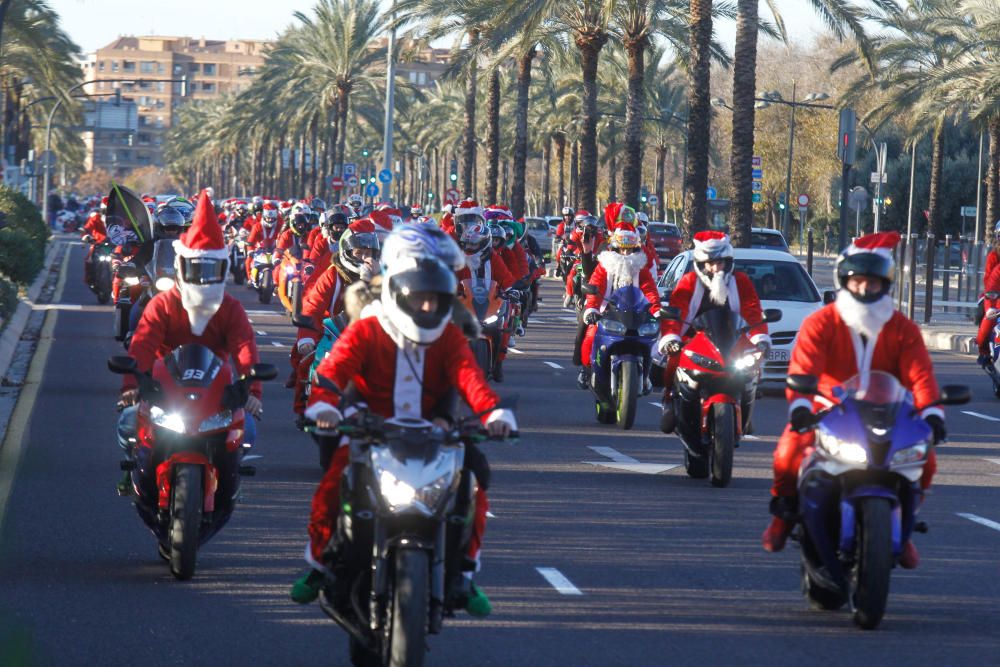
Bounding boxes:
787 371 969 629
587 285 661 429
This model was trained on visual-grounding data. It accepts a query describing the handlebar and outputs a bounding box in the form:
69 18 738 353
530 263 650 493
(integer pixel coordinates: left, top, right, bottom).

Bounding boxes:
298 416 519 443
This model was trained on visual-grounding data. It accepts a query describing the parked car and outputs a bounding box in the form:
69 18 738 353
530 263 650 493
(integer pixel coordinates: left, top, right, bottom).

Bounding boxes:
656 248 832 382
526 215 564 258
647 222 684 264
750 227 791 253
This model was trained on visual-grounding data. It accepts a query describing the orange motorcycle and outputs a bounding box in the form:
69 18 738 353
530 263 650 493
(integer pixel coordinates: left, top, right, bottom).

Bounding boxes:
457 277 508 380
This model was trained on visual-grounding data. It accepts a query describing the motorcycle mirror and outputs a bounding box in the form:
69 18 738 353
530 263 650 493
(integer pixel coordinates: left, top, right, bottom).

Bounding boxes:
823 290 837 305
291 314 319 331
108 355 137 375
660 306 681 322
939 385 971 406
763 308 783 324
249 363 279 382
786 374 819 395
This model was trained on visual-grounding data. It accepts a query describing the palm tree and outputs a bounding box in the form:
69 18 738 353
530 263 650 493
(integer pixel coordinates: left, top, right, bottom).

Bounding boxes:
683 0 714 236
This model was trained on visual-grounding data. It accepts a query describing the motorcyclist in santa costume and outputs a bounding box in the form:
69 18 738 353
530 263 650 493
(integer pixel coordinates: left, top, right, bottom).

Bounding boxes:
245 203 281 281
290 225 517 616
116 191 263 491
760 231 944 569
578 224 666 389
658 231 770 433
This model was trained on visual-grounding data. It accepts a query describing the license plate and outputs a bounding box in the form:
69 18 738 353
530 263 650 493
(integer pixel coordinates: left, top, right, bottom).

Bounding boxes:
767 349 789 362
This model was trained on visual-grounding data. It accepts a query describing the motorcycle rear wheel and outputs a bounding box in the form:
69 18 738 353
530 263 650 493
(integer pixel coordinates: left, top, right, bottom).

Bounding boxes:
852 497 893 629
386 549 429 667
258 271 273 304
710 403 735 487
616 361 639 430
168 464 203 580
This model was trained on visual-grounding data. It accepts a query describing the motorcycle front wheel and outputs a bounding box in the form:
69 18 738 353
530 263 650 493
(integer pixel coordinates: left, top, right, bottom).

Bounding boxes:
258 271 273 304
710 402 735 487
95 264 112 304
168 464 203 580
386 549 429 667
616 361 639 430
472 338 491 377
852 497 893 629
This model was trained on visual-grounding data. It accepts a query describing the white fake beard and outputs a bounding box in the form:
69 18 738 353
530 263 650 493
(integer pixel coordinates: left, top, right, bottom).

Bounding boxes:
598 250 646 290
708 271 729 306
178 282 225 336
466 252 482 272
834 290 894 340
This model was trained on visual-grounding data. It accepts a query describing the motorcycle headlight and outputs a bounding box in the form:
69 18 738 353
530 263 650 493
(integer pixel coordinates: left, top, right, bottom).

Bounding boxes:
818 431 868 464
890 441 928 465
198 410 233 433
484 315 500 324
602 319 626 335
371 447 459 515
155 276 174 291
733 351 762 370
637 322 659 337
149 405 186 434
124 276 140 286
98 254 113 262
683 349 723 371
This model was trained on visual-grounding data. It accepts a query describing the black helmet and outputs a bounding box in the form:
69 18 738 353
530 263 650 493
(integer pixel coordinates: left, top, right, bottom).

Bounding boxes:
836 252 894 303
153 206 188 240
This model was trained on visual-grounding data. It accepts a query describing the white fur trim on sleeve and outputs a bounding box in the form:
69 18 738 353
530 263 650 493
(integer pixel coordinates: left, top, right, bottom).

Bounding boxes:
485 408 518 431
657 335 678 355
296 337 316 352
303 401 342 423
303 542 332 574
750 333 771 345
920 406 944 421
788 398 813 418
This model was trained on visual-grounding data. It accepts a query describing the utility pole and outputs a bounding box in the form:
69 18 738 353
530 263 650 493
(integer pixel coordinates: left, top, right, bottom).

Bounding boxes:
381 14 397 202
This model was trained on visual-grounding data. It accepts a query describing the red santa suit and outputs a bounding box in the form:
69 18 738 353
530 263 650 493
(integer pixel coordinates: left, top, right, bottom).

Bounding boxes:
303 312 508 567
579 248 664 367
771 303 940 496
500 242 529 283
246 220 280 278
642 237 659 280
978 266 1000 353
457 250 514 362
82 211 108 282
985 248 1000 292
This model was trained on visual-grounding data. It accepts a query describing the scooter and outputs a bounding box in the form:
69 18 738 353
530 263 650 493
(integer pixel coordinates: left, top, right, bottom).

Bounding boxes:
586 284 661 430
663 306 781 487
786 371 968 629
108 347 277 580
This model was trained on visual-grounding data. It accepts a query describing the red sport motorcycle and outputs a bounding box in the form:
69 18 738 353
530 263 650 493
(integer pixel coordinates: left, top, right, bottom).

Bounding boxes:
663 306 781 487
109 346 277 579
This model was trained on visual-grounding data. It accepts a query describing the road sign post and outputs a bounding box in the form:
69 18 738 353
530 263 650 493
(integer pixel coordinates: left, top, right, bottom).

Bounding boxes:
330 176 345 191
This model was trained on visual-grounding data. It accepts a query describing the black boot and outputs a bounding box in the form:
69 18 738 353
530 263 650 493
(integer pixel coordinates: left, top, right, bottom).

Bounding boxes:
492 361 504 383
659 392 676 434
577 367 591 390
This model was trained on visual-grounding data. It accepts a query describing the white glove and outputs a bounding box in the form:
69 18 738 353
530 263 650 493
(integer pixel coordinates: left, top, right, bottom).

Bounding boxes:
987 307 1000 320
245 395 263 418
296 338 316 355
657 335 681 356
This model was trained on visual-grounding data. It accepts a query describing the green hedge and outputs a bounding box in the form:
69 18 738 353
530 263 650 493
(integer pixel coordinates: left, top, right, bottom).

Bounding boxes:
0 187 47 322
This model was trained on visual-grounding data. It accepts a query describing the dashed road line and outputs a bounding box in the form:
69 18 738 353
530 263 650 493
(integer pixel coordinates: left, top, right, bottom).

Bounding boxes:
957 512 1000 533
536 567 583 595
584 446 680 475
961 410 1000 422
558 316 578 323
543 361 564 369
588 446 637 463
256 330 267 336
507 348 524 355
486 511 496 518
270 341 284 347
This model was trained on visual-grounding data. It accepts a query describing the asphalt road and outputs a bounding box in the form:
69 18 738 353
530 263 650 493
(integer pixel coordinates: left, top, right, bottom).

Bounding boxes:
1 242 999 666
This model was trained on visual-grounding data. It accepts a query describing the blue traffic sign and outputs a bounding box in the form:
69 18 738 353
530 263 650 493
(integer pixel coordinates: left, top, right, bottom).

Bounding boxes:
752 193 763 203
343 162 357 177
706 187 717 200
378 169 392 183
751 169 763 179
751 181 762 192
365 183 380 197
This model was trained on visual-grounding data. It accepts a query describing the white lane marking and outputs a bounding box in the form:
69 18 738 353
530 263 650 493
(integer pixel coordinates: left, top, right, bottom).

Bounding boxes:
508 348 524 355
256 330 267 336
243 454 263 461
584 446 680 474
486 511 496 518
743 434 761 441
962 410 1000 422
588 446 638 463
531 318 547 324
536 567 583 595
270 341 284 347
649 401 663 408
558 316 578 323
957 513 1000 533
543 361 564 369
985 458 1000 468
246 309 281 317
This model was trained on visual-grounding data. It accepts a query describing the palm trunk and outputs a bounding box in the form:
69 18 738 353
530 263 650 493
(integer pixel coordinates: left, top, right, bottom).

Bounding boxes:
729 0 758 248
570 139 579 207
501 159 509 203
684 0 714 237
277 135 286 196
485 67 501 204
511 49 534 219
555 133 566 209
656 145 666 221
576 31 607 212
608 126 618 202
298 133 307 195
927 119 945 236
623 33 647 208
542 136 552 215
988 115 1000 229
310 116 319 197
462 29 480 197
336 85 350 173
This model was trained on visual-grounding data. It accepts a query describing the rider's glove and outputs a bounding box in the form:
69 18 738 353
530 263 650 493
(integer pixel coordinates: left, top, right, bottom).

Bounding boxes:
245 395 263 418
755 340 771 355
506 289 521 301
584 310 600 325
789 406 815 432
117 388 139 410
924 414 946 445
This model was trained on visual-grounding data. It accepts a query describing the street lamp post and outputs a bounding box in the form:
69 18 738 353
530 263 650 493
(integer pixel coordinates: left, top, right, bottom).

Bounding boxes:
381 14 397 202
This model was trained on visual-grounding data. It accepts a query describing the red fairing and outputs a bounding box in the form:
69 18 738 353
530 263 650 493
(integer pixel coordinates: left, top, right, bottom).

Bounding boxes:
156 453 218 512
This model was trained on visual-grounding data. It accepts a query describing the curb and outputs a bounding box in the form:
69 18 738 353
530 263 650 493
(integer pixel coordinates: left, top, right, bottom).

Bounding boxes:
0 239 63 383
921 329 976 355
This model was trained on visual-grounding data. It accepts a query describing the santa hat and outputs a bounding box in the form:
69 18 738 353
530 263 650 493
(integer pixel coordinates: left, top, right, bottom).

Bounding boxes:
604 202 624 231
455 198 483 218
369 209 395 232
692 231 733 262
844 231 900 258
263 202 276 211
175 190 228 260
350 219 378 235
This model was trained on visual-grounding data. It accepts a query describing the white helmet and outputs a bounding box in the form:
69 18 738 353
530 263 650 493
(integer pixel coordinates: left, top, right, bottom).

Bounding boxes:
380 226 459 344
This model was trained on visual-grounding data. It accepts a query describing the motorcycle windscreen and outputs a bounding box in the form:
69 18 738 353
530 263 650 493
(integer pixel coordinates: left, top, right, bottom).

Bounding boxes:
691 307 739 356
836 371 908 430
151 239 177 279
383 419 444 463
604 285 653 330
105 182 154 265
164 344 225 387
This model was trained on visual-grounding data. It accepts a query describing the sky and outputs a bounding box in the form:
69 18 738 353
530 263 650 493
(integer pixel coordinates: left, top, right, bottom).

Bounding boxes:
51 0 832 55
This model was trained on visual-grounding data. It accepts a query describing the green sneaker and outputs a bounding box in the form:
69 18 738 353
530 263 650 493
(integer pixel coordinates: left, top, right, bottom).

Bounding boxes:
116 471 133 497
465 582 492 618
290 569 325 604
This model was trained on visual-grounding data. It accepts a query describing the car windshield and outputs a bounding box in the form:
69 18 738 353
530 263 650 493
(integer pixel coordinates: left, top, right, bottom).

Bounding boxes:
734 259 819 303
649 224 680 237
751 232 788 249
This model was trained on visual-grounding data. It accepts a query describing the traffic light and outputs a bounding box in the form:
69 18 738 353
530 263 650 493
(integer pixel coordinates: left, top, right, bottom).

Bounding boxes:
884 196 892 207
777 192 786 211
838 108 858 165
427 191 434 199
640 186 648 203
450 159 458 183
362 148 369 158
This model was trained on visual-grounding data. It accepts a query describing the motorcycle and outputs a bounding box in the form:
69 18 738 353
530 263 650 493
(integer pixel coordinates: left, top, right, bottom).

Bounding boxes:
108 346 277 580
786 371 968 629
304 406 515 667
112 261 143 342
585 284 661 430
227 228 248 285
276 250 307 316
456 278 509 381
979 291 1000 397
123 239 178 350
85 238 115 304
249 249 275 304
292 313 350 469
663 306 781 487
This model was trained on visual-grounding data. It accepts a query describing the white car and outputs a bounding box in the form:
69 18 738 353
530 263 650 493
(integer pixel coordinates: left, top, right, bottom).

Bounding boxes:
656 248 832 382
